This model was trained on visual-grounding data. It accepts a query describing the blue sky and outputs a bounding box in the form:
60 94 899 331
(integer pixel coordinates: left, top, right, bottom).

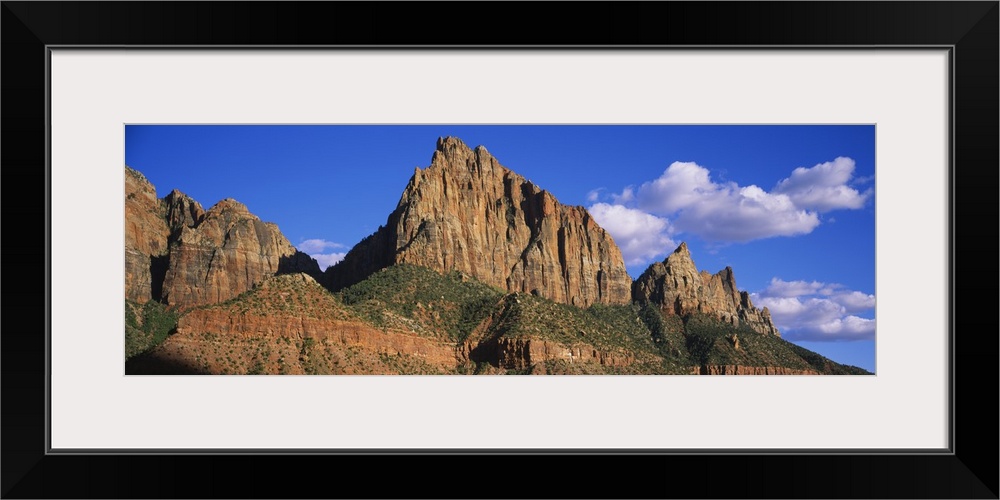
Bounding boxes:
126 125 876 371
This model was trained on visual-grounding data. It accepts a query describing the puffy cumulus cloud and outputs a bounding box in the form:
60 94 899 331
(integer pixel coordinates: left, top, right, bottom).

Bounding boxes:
588 202 677 265
754 278 875 341
584 156 870 268
830 290 876 313
312 252 347 271
670 185 820 242
634 161 820 242
761 277 838 298
297 238 346 254
773 157 871 212
627 158 869 242
611 186 635 204
636 161 714 214
297 239 348 271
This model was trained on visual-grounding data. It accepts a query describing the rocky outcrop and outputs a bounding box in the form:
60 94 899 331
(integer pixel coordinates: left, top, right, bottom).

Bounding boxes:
463 336 636 372
125 167 172 303
125 166 319 310
161 198 319 309
633 242 780 336
325 136 632 307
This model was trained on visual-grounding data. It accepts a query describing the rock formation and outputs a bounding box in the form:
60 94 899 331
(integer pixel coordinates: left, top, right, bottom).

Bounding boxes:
125 167 172 303
161 198 319 309
124 166 319 310
633 242 780 336
325 136 632 307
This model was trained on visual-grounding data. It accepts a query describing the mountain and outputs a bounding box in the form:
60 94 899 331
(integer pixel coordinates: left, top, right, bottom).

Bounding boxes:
323 137 632 307
124 166 319 311
633 242 780 336
124 141 869 376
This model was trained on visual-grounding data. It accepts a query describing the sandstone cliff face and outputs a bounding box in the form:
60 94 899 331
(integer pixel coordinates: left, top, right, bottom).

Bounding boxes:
326 137 632 307
125 166 318 310
161 198 319 309
467 336 636 372
633 243 780 336
125 167 172 303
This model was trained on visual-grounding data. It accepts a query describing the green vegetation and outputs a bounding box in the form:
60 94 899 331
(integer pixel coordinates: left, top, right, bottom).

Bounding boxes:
125 300 179 360
198 273 356 321
684 313 822 371
339 264 504 342
134 263 869 376
481 294 656 355
786 343 871 375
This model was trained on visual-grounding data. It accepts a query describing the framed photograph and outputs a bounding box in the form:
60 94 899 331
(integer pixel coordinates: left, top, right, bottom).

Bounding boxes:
3 2 996 498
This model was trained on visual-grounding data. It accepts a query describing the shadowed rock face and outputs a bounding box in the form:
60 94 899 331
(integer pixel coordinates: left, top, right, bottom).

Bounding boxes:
325 137 632 307
125 167 172 303
124 166 319 310
125 167 205 303
633 242 780 336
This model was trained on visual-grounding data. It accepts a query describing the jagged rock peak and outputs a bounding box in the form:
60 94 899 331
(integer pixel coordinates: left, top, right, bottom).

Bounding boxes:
325 137 632 307
163 189 205 231
123 166 320 310
633 242 780 336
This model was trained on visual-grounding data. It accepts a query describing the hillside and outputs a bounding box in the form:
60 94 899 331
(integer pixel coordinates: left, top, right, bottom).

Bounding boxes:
127 264 869 375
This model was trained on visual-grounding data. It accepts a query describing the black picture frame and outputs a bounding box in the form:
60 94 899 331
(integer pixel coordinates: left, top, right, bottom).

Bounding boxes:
3 2 996 498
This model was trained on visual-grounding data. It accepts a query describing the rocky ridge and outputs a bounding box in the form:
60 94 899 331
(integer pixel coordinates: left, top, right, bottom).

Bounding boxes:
124 166 319 311
632 242 780 336
325 136 632 307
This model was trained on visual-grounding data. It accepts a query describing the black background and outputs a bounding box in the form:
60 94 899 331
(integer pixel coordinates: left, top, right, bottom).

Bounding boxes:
2 2 997 498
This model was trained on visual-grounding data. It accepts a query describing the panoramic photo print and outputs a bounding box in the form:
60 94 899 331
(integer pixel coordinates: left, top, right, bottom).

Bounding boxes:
124 125 875 375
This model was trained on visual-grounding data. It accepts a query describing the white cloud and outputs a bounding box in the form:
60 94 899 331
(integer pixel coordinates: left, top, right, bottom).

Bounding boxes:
761 277 838 297
588 203 677 265
637 161 714 214
634 161 821 242
297 239 348 270
611 186 635 204
586 156 870 268
297 238 346 254
754 278 875 341
773 157 871 212
312 252 347 271
831 290 876 312
851 174 875 186
620 158 870 242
